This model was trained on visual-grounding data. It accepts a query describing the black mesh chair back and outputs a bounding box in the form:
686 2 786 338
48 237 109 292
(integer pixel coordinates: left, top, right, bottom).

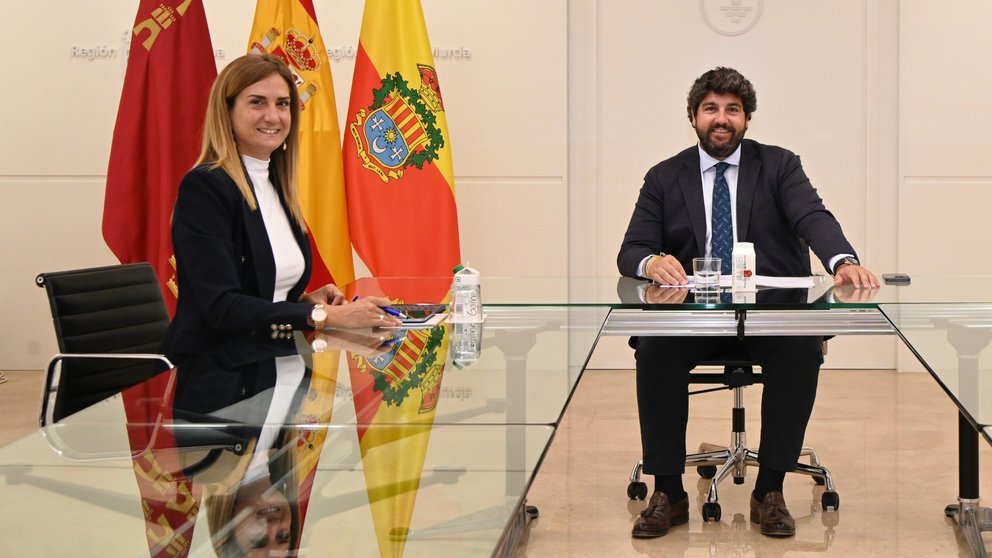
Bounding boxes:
36 263 172 423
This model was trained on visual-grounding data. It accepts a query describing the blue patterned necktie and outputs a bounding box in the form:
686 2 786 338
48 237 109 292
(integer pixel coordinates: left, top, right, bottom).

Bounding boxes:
711 162 733 275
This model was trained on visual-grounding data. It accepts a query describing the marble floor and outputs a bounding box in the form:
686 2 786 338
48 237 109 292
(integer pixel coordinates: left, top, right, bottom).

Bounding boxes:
515 369 992 558
2 368 990 557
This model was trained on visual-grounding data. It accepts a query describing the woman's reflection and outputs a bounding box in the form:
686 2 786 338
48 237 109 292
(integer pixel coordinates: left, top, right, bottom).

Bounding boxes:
204 434 301 558
169 329 393 557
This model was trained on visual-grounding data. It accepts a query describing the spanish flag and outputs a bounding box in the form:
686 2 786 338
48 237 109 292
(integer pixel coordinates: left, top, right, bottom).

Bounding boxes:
102 0 216 315
247 0 355 288
344 0 460 293
288 349 340 534
348 323 448 557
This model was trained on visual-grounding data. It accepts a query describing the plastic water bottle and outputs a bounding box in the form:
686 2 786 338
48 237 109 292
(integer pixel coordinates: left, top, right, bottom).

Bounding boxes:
448 264 482 323
451 321 483 368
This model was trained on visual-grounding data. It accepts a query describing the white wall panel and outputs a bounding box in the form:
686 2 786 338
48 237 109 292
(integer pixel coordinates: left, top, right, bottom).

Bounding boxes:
898 2 992 372
900 2 992 178
0 180 117 367
456 178 567 276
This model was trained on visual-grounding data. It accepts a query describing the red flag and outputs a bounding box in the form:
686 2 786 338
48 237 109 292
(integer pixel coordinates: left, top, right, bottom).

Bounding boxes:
102 0 217 315
344 0 460 300
122 372 201 558
104 2 216 555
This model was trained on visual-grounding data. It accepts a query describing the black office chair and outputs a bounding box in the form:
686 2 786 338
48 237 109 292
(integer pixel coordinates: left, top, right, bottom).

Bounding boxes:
36 262 174 425
626 353 839 522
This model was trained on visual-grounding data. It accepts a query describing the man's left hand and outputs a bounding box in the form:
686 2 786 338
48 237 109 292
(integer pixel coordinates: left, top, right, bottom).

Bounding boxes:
833 264 879 289
832 284 880 303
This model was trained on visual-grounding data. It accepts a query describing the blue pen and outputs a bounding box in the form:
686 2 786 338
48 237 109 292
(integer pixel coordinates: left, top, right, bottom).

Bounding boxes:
382 306 407 319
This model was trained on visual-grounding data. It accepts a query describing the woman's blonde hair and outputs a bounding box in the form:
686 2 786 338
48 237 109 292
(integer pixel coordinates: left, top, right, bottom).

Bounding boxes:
203 435 302 557
197 53 305 227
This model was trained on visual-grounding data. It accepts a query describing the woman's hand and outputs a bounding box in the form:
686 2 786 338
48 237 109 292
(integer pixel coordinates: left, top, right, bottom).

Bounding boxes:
326 296 402 329
309 329 399 357
300 284 345 306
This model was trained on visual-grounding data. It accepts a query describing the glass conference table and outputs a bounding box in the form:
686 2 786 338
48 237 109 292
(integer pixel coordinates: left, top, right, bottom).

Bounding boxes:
2 275 992 557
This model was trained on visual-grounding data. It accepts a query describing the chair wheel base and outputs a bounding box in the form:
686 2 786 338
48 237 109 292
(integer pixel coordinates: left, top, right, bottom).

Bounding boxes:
627 481 648 501
822 490 840 511
702 502 722 522
525 505 539 520
697 465 717 479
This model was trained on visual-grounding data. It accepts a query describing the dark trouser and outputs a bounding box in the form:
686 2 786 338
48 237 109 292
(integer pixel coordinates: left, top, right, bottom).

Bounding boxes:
634 335 824 476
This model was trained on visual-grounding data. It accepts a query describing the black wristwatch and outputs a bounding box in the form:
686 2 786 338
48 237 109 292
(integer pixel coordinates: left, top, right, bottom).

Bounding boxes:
833 256 860 275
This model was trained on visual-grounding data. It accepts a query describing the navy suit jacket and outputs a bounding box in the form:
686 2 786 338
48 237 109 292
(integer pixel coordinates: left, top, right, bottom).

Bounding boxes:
618 139 857 279
163 164 313 359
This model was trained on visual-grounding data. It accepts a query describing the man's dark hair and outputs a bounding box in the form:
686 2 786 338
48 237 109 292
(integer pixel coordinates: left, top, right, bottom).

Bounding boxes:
686 67 757 121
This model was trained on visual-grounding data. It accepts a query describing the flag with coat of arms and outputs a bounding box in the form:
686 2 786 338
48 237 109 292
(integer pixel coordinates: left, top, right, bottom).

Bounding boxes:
344 0 460 299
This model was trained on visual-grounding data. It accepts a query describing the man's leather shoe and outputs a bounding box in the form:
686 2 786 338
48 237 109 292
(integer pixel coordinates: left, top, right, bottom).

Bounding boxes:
632 492 689 538
750 491 796 537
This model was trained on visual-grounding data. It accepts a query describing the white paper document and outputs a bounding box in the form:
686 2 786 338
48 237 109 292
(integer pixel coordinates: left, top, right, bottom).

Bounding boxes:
665 275 816 289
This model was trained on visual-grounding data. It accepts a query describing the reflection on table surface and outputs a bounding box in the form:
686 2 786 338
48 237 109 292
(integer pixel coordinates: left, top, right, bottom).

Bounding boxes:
0 305 605 557
343 274 992 309
10 276 992 556
879 303 992 438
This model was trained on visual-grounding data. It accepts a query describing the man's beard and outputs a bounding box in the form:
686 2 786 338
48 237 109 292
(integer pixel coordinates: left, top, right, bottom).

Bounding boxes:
695 123 746 159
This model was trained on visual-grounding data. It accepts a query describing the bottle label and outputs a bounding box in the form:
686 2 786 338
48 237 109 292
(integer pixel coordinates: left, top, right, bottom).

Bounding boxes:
732 244 756 292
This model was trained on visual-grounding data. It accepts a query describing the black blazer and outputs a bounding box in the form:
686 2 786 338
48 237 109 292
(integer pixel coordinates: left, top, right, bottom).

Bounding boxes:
173 334 305 423
618 139 857 279
163 164 313 359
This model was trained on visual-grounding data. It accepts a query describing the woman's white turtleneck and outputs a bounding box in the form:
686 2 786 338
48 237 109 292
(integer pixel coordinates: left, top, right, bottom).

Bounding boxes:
241 154 305 303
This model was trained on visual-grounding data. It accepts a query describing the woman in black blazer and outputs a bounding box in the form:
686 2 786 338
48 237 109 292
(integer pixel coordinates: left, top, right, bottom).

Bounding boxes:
162 54 400 359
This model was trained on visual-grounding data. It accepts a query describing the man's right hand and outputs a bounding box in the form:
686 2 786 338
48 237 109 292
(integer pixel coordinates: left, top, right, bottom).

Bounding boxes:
645 285 690 304
646 254 689 285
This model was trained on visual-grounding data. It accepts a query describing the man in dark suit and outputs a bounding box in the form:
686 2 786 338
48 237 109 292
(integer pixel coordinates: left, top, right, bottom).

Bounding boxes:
618 67 878 539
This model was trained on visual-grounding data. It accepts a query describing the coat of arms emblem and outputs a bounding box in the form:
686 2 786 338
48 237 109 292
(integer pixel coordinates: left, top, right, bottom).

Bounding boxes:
349 67 446 183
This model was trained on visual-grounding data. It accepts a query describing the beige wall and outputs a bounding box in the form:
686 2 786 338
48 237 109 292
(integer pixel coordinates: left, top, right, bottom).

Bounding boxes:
1 0 568 369
3 1 989 371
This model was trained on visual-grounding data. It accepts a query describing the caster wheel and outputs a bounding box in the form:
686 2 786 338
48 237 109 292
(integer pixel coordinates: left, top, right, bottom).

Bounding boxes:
702 502 722 522
733 476 745 485
697 465 717 479
525 505 540 520
627 481 648 501
821 491 840 511
814 475 826 486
